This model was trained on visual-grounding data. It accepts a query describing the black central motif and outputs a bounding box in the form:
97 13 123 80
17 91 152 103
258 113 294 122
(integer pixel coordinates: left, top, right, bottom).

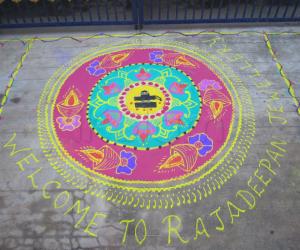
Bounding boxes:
134 90 162 109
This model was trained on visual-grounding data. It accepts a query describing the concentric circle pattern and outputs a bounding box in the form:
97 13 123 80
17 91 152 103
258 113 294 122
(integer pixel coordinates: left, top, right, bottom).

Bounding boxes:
87 63 202 150
38 39 255 209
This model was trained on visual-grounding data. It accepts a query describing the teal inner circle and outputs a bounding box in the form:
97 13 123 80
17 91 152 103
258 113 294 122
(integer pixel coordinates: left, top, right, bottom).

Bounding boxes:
87 63 201 150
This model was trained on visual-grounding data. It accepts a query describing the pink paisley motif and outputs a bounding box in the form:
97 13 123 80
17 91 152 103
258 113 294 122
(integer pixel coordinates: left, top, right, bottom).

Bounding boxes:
102 82 121 95
136 68 151 81
169 82 187 94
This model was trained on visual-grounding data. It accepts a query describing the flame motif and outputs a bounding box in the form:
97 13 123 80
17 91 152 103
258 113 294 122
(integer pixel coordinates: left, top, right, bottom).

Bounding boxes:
209 101 223 119
63 89 80 106
79 146 120 171
158 144 198 172
56 89 84 117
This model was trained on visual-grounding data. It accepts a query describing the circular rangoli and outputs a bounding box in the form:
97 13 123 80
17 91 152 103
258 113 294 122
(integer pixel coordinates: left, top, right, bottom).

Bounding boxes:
38 39 255 209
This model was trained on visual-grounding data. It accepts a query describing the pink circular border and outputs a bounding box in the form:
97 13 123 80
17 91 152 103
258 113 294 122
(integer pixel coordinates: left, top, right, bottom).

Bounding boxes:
53 48 233 182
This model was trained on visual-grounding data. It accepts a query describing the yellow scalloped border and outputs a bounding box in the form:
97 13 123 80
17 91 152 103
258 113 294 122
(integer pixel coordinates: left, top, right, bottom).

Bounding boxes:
0 39 33 116
44 44 237 186
37 38 256 209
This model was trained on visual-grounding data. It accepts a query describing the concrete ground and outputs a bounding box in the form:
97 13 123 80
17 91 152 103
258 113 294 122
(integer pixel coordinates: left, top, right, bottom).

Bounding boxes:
0 23 299 250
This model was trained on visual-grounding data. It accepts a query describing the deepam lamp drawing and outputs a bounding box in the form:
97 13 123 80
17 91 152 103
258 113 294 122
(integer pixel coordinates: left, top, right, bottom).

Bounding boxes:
55 89 84 131
158 144 198 173
158 133 213 173
203 86 231 119
56 89 84 117
78 146 120 171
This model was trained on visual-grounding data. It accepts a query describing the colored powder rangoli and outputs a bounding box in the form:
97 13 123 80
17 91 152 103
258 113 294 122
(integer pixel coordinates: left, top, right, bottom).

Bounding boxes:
38 39 255 208
52 48 232 181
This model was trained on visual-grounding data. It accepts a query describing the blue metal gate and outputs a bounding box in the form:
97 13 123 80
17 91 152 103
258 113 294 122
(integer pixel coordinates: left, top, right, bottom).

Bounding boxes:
0 0 138 28
141 0 300 26
0 0 299 29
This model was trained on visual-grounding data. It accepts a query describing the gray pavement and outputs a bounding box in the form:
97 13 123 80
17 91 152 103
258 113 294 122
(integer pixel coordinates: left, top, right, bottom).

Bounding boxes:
0 24 299 250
